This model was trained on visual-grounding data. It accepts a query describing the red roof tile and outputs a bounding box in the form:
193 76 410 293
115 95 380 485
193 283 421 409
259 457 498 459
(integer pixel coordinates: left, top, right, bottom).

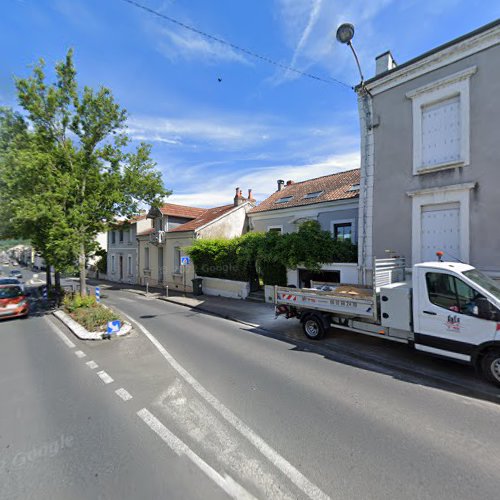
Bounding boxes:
159 203 207 219
114 214 147 226
249 169 360 213
168 204 235 233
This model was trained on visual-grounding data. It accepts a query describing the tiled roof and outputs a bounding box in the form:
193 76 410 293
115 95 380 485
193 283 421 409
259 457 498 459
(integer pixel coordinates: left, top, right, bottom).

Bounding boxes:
137 227 155 236
249 169 360 214
159 203 207 219
168 204 236 233
113 214 147 226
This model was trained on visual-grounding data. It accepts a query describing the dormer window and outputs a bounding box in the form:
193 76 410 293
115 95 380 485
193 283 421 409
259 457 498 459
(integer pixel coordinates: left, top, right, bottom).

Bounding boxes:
275 196 293 204
303 191 323 199
348 184 360 192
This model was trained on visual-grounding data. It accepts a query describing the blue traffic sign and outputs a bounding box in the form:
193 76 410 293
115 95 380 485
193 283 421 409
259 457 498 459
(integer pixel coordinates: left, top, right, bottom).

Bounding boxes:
180 256 190 266
107 320 121 334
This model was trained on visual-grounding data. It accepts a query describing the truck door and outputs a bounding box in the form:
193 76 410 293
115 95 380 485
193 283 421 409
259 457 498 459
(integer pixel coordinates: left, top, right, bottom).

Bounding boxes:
414 271 497 361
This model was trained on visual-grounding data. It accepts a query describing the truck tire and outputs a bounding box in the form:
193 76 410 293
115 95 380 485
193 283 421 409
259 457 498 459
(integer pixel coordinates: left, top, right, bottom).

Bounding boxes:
480 349 500 387
302 314 326 340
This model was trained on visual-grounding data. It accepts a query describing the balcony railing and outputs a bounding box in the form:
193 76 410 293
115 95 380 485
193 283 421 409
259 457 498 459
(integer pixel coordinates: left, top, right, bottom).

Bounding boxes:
149 230 165 245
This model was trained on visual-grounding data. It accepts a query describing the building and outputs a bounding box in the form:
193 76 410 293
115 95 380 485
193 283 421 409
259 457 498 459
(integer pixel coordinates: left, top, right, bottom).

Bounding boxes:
139 189 255 292
248 170 360 286
107 215 152 284
357 19 500 282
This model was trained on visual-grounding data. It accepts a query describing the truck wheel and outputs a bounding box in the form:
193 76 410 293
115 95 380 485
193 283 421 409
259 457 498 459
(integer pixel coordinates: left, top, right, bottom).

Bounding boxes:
480 349 500 387
302 315 325 340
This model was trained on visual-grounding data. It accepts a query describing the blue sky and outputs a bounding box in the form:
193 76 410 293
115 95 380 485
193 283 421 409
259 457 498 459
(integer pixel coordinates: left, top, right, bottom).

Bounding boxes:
2 0 499 207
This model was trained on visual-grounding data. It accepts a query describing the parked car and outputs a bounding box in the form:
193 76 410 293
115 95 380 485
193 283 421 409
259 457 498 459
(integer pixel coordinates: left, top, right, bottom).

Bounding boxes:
0 277 24 292
9 269 22 280
0 285 29 319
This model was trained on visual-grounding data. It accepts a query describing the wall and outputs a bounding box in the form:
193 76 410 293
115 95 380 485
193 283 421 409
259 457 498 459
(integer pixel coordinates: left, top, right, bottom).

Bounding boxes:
371 44 500 275
198 204 250 240
249 202 358 242
285 263 358 288
199 276 250 300
164 232 195 292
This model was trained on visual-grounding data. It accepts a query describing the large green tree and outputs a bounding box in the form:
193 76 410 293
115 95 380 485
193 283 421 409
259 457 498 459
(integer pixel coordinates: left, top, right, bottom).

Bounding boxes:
0 50 169 294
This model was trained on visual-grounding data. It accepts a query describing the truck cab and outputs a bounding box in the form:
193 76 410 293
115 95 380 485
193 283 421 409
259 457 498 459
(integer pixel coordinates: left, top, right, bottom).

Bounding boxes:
412 262 500 383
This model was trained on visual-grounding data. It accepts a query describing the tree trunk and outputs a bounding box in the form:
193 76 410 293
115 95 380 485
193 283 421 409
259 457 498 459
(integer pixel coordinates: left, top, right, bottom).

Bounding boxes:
79 243 87 296
54 270 61 306
45 264 52 291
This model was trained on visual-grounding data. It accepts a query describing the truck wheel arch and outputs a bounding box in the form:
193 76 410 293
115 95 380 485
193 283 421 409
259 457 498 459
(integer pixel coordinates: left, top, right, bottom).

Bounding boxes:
300 311 331 340
472 341 500 366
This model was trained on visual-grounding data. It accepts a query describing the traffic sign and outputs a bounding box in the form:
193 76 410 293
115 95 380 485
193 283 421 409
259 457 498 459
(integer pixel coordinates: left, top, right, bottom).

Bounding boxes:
107 320 121 334
180 256 190 266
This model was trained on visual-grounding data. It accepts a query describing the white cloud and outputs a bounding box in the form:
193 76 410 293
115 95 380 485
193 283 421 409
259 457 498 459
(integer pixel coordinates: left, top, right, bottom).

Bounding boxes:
166 151 360 208
155 26 250 64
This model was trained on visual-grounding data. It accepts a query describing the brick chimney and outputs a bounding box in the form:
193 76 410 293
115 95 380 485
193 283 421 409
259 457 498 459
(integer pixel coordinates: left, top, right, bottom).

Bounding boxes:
234 187 245 206
247 189 255 202
286 180 294 186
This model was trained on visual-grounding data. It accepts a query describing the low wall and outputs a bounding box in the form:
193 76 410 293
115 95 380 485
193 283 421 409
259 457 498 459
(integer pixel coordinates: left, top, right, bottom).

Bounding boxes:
198 276 250 300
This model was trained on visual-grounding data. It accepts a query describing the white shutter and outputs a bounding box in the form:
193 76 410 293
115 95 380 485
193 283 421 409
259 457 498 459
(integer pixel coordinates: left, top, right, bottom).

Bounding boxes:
421 95 461 167
421 203 460 262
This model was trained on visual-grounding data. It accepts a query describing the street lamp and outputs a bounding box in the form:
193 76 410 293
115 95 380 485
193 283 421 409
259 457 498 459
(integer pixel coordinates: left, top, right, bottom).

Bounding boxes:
336 23 364 84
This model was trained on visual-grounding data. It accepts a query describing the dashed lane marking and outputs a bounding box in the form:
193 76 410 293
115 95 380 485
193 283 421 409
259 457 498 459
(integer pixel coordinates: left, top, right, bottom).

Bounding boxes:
86 360 98 370
137 408 257 500
115 388 133 401
96 370 114 384
75 350 86 358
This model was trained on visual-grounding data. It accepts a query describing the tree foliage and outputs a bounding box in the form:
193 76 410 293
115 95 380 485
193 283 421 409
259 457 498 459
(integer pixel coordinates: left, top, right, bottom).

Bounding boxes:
187 221 358 284
0 50 169 292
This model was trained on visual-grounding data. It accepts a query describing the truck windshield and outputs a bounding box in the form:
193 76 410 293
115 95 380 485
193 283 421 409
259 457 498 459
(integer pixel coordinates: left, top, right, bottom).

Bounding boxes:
463 269 500 301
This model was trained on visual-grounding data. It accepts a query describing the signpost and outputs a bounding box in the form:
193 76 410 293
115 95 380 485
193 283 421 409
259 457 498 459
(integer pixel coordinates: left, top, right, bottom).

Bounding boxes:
181 256 190 295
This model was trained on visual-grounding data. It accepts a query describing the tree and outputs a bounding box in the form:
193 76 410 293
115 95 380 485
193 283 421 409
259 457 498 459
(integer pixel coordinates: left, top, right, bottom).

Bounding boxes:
0 50 169 294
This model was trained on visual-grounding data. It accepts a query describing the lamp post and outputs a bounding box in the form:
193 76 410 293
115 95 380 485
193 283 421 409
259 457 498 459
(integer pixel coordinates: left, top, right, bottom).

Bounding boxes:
336 23 373 285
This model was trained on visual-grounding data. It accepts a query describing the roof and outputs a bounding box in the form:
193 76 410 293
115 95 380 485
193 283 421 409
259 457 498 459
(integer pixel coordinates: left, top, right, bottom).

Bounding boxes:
168 204 236 233
249 169 360 214
414 262 474 273
114 214 147 226
364 18 500 86
159 203 207 219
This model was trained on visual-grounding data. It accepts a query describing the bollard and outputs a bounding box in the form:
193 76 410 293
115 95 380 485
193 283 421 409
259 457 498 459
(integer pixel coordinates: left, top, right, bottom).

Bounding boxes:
95 286 100 303
164 285 169 297
146 281 149 295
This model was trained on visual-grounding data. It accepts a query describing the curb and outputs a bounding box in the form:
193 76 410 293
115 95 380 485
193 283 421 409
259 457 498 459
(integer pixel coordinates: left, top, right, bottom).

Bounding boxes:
53 309 132 341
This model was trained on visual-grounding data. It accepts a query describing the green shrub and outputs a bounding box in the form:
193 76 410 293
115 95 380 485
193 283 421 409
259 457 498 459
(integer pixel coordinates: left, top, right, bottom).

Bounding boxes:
63 294 97 312
71 305 119 332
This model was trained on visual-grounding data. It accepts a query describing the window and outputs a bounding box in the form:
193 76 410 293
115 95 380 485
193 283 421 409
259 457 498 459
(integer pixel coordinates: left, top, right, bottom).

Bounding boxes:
275 196 293 204
333 222 352 241
174 247 181 274
127 255 132 275
303 191 323 199
119 230 124 242
144 247 150 270
111 255 116 274
426 272 484 317
111 231 116 244
267 226 283 234
406 66 476 174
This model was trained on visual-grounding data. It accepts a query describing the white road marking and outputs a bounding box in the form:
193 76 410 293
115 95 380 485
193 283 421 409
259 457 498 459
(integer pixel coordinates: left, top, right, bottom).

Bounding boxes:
86 360 98 370
44 318 76 348
74 350 86 359
96 370 114 384
121 311 330 500
137 408 257 500
118 297 135 303
115 388 133 401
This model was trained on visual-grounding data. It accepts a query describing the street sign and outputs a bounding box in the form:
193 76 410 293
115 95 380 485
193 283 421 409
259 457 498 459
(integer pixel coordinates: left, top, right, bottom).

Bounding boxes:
180 256 190 266
107 320 121 334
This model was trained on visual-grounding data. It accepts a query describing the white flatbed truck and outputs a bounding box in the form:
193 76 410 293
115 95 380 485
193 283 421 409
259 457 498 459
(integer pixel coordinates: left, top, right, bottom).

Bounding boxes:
274 257 500 386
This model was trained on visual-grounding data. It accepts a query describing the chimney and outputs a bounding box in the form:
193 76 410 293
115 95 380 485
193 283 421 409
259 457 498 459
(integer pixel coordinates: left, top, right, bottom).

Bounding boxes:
234 187 246 206
247 189 255 202
286 180 294 186
375 51 397 76
277 179 285 191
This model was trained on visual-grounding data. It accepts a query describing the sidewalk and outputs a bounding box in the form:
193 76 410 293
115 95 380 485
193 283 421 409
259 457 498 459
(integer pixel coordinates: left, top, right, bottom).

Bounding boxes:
88 278 500 402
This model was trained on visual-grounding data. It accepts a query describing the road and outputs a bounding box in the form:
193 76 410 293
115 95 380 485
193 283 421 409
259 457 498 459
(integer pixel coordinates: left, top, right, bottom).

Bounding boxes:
1 265 500 499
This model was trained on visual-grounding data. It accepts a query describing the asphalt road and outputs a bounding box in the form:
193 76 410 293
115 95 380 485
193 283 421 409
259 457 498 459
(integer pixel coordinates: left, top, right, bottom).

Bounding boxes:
1 267 500 499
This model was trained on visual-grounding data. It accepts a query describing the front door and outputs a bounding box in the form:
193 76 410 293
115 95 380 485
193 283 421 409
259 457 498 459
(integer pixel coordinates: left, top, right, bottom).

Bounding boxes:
421 203 460 262
415 270 497 360
158 248 164 283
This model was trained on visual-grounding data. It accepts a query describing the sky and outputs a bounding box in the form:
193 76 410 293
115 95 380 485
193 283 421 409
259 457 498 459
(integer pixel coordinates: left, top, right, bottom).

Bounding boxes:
1 0 499 208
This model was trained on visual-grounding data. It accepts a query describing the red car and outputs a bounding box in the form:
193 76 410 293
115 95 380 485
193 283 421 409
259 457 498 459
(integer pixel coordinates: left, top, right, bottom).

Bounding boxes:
0 284 29 319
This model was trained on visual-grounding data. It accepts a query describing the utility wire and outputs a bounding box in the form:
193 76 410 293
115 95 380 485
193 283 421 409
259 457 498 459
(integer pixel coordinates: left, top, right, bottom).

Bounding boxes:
120 0 353 89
